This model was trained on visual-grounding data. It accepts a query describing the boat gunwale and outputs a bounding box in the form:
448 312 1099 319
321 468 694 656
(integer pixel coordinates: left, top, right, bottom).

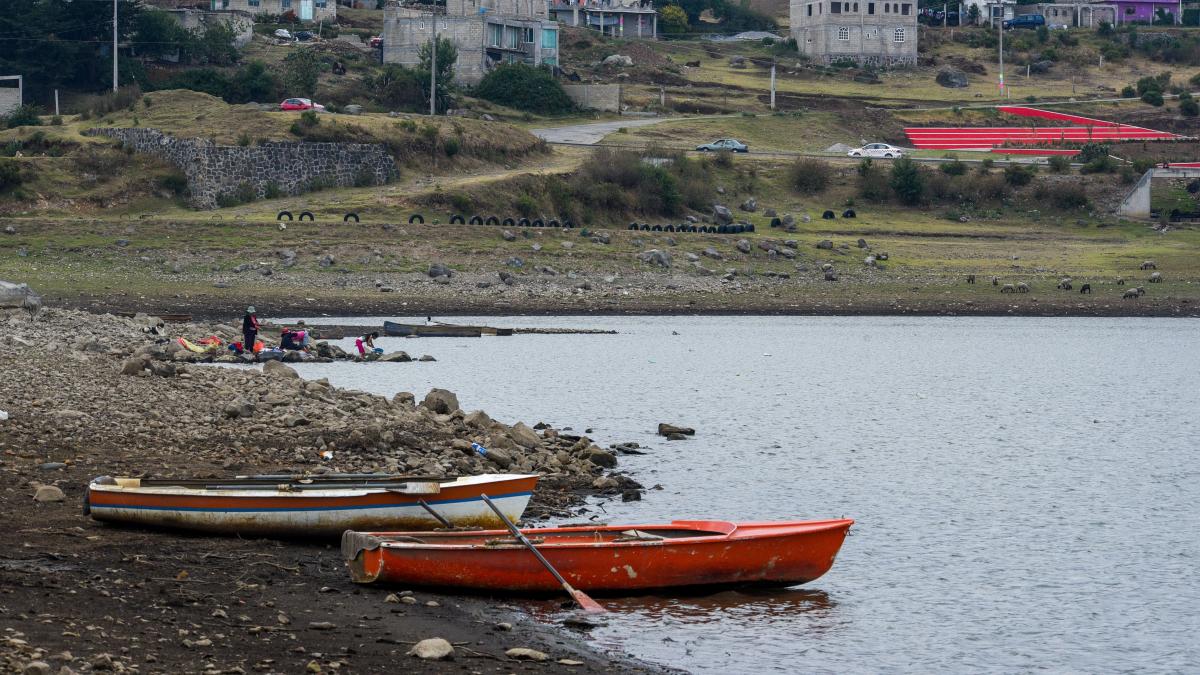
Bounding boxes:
87 473 541 499
361 518 855 552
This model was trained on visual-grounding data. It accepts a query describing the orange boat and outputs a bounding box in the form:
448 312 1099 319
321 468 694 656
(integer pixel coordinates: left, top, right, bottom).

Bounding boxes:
343 519 853 594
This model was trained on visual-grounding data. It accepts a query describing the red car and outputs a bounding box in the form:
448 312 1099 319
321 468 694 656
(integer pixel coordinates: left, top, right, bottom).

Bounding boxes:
279 98 326 112
369 36 383 48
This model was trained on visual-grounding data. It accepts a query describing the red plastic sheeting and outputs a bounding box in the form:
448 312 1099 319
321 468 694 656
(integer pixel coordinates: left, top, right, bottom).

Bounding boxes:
996 106 1122 127
1165 162 1200 168
904 106 1181 151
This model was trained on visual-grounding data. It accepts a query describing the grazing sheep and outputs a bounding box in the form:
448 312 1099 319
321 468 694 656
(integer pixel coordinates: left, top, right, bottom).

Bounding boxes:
1140 260 1157 270
1017 282 1030 293
1079 283 1092 294
1122 287 1144 299
864 256 877 267
967 274 976 284
1149 272 1162 283
824 269 839 281
992 276 999 286
1116 277 1125 286
1000 283 1016 294
821 263 833 272
877 252 889 261
1057 277 1073 290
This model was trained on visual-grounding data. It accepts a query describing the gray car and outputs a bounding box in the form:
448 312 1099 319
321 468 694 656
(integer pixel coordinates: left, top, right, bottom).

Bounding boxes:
696 139 748 153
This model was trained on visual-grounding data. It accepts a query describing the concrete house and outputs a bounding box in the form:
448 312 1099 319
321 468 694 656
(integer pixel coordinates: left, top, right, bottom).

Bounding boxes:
382 0 560 84
0 76 21 118
548 0 657 39
1022 1 1116 27
789 0 918 66
209 0 337 23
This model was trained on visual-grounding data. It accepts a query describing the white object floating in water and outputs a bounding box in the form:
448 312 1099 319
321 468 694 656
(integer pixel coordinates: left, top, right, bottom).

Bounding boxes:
763 353 771 357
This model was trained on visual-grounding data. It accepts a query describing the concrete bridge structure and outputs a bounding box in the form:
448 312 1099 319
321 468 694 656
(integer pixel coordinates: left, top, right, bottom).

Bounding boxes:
1119 167 1200 218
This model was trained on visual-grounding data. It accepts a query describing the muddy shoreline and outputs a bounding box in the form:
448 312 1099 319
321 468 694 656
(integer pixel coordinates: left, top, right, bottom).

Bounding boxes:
0 308 664 674
60 294 1200 320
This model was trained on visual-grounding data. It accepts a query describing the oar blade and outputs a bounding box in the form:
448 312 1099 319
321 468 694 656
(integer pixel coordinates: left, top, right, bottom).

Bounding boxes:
569 588 607 614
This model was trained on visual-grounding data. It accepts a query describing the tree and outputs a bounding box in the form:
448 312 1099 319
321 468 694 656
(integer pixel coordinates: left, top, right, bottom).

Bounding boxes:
889 157 925 205
197 22 239 67
416 36 457 114
229 61 279 103
367 65 426 110
283 48 322 98
133 9 194 61
660 5 689 34
474 64 575 115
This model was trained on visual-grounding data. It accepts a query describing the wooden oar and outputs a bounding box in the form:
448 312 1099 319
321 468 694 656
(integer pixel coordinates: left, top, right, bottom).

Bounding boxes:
417 499 453 528
480 493 605 613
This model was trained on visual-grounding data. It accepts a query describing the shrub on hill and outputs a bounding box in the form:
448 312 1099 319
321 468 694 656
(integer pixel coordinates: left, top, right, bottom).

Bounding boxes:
474 65 574 115
789 158 831 194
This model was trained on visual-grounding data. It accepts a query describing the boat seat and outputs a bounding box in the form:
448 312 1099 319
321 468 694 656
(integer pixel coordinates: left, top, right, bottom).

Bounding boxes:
614 529 666 542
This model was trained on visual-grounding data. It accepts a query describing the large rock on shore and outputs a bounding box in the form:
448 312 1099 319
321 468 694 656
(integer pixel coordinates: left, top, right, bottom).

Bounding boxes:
263 360 298 379
658 423 695 436
408 638 454 660
508 422 542 449
421 388 459 414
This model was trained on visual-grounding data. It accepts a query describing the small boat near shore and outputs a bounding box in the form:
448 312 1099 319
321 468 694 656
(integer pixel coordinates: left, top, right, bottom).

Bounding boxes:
343 518 853 593
383 321 517 338
85 473 539 537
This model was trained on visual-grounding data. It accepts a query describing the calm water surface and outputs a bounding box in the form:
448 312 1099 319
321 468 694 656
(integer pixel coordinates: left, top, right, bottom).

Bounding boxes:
281 315 1200 674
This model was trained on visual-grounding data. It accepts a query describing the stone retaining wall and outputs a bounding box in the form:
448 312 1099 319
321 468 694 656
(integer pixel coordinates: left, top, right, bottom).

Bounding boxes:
85 127 399 209
562 84 622 113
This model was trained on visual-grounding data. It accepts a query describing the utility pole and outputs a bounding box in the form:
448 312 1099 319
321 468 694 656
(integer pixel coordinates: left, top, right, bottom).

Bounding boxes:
112 0 119 92
769 60 776 110
429 5 438 116
998 9 1004 100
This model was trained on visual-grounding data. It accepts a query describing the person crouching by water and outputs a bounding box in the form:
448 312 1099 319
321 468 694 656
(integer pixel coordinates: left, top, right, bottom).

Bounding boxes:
355 331 381 357
242 306 259 354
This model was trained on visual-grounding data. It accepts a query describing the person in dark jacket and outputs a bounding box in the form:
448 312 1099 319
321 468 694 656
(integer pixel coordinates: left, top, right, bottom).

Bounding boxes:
242 306 259 353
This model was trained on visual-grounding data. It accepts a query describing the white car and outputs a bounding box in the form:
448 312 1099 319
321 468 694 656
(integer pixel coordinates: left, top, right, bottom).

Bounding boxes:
848 143 906 158
274 28 293 40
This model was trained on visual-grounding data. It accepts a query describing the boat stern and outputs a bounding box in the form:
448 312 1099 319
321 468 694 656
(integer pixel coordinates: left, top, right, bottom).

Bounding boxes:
341 530 385 583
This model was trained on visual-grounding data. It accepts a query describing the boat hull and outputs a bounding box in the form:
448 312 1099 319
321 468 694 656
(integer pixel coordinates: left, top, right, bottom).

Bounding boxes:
383 321 482 338
86 474 538 537
344 519 853 594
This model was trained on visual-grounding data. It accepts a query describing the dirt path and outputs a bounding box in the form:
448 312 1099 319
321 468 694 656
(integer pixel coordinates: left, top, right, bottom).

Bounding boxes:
531 117 725 145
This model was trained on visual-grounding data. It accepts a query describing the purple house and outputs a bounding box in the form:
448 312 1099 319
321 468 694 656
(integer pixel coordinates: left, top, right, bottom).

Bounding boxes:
1105 0 1179 23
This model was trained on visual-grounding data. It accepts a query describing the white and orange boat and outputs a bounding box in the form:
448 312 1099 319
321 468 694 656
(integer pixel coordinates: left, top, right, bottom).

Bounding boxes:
343 518 854 594
84 473 539 537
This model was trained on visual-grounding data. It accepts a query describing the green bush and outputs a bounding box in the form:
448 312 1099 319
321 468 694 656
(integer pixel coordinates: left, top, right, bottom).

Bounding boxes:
443 136 460 157
1121 85 1137 98
890 158 924 205
980 158 995 171
940 160 967 176
1180 93 1199 116
1142 89 1164 106
474 64 574 115
4 105 43 129
158 171 188 196
300 110 320 127
1078 143 1110 163
366 64 426 110
713 148 734 168
0 159 22 192
788 158 831 194
264 183 282 200
1037 182 1088 209
1081 156 1116 174
1003 164 1035 186
1048 155 1072 173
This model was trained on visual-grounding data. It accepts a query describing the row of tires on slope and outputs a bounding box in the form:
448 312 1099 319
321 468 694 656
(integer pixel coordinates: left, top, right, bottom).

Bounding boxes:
628 222 756 234
276 211 581 227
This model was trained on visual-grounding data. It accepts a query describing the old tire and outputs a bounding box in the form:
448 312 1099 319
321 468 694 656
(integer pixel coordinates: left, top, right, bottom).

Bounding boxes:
502 217 515 227
469 215 484 225
343 213 360 223
299 211 315 221
450 214 465 224
277 211 294 221
485 215 500 226
409 214 424 224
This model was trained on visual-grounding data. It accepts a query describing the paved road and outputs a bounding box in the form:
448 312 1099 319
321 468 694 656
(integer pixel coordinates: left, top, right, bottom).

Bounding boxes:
530 116 708 145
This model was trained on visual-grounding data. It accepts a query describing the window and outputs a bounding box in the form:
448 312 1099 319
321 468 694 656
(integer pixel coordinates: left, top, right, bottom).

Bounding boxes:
541 28 557 49
281 0 291 8
248 0 259 6
808 3 813 15
894 27 905 42
488 23 502 46
853 3 858 10
838 26 849 40
830 1 841 13
901 3 909 15
867 2 874 13
883 3 889 12
315 0 325 6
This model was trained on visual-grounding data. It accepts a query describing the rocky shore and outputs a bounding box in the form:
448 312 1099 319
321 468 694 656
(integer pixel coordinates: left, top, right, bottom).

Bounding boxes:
0 308 651 674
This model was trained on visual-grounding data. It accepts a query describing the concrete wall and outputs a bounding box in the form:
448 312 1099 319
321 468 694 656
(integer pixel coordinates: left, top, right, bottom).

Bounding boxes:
562 84 621 112
166 10 255 48
0 77 21 118
85 127 398 210
790 0 917 66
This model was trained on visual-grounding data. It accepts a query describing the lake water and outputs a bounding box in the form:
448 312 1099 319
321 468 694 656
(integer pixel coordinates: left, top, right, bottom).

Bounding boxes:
281 315 1200 674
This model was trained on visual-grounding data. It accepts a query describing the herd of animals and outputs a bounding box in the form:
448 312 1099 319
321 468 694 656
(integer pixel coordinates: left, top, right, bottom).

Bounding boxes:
964 260 1163 300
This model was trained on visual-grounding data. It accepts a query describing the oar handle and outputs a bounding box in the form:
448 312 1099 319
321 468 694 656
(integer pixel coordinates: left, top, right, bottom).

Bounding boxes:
480 494 571 588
